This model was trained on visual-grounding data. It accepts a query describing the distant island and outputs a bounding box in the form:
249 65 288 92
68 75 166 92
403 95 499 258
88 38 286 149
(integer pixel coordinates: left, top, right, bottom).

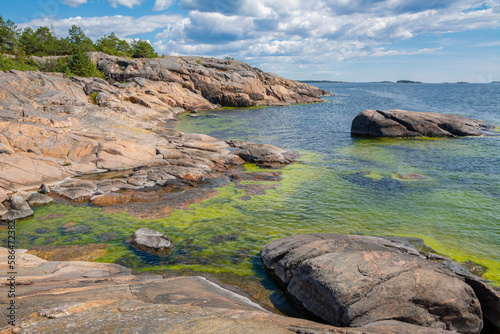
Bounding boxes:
396 80 422 84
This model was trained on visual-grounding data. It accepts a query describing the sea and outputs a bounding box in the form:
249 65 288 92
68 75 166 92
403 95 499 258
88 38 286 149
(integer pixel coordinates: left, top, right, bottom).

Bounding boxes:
14 82 500 290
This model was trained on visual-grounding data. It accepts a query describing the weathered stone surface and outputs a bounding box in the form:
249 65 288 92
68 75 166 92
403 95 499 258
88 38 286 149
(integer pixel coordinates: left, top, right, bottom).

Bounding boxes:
0 68 300 197
96 140 157 170
10 195 31 210
0 188 7 203
27 193 54 206
261 234 485 333
351 109 496 138
1 208 34 221
127 227 175 253
90 52 331 108
230 141 298 165
52 179 97 201
0 247 452 334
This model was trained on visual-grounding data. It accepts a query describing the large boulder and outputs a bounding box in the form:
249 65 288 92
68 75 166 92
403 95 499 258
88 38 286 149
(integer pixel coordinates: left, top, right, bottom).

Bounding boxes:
351 109 496 137
261 233 485 333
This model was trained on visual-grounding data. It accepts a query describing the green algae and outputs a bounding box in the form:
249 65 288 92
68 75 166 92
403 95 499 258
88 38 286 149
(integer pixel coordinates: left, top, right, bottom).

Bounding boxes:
5 103 500 289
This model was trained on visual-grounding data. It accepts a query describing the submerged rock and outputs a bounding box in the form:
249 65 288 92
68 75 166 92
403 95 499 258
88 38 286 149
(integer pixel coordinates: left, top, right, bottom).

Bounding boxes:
261 233 485 333
351 109 496 138
229 141 298 165
127 227 175 254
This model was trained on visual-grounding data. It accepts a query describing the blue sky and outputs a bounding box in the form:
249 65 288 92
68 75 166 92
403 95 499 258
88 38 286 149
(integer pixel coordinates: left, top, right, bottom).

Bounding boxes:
2 0 499 82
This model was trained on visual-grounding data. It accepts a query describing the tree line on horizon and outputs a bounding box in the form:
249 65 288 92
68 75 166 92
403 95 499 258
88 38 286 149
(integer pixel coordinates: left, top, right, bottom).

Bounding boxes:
0 16 158 77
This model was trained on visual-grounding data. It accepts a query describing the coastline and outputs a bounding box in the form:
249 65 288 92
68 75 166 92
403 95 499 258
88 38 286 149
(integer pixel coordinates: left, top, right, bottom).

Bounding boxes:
1 56 499 333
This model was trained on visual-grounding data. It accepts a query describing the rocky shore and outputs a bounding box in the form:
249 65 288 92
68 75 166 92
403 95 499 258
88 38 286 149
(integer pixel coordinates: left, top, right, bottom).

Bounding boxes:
0 247 462 333
0 53 327 219
1 55 499 334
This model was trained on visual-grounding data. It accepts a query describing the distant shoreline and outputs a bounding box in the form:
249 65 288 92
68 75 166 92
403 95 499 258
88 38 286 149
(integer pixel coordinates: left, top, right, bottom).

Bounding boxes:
299 80 499 84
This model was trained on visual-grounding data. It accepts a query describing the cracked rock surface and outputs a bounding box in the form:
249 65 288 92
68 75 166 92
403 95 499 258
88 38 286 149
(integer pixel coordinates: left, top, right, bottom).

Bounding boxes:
351 109 496 137
0 247 452 334
261 233 500 334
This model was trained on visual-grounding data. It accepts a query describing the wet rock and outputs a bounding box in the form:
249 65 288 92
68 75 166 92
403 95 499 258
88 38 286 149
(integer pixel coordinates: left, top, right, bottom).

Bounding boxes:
127 227 175 254
97 232 120 242
10 195 31 210
395 173 429 180
38 183 51 194
61 224 91 234
27 244 108 261
27 193 54 206
261 233 484 333
1 208 34 221
351 109 496 138
232 142 298 165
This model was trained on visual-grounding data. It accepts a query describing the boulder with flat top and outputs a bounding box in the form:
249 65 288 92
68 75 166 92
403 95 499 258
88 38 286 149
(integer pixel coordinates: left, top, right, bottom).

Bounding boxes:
351 109 496 137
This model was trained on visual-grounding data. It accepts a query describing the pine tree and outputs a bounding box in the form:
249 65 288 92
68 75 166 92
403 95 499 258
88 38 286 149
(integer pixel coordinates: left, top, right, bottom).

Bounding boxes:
131 40 158 59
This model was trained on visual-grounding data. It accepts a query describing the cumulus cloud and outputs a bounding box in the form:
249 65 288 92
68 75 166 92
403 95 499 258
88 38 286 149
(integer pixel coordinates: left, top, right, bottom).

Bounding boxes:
22 14 182 40
153 0 174 11
159 0 500 61
107 0 143 9
61 0 87 7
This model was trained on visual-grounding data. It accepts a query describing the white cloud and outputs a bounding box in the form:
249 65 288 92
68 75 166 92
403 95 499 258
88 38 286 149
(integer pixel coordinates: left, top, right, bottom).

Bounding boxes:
61 0 87 7
153 0 174 11
107 0 143 9
20 0 500 80
159 0 500 62
22 14 183 40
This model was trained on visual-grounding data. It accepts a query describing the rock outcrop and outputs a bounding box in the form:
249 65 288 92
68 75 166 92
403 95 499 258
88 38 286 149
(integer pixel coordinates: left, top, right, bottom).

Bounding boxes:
90 52 331 108
262 234 500 333
0 67 305 218
0 247 453 334
351 109 496 137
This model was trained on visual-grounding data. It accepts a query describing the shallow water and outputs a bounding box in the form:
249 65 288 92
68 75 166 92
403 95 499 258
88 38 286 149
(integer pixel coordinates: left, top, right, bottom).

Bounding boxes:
6 83 500 288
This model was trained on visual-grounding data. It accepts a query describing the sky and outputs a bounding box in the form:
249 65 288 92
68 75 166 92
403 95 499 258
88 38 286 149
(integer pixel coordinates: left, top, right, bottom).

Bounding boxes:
2 0 500 82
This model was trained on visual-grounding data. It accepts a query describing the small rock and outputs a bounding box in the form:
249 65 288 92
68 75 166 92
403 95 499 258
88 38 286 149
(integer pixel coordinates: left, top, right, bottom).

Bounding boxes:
27 193 54 206
38 183 51 194
1 209 34 221
10 195 31 210
234 143 298 165
127 227 175 254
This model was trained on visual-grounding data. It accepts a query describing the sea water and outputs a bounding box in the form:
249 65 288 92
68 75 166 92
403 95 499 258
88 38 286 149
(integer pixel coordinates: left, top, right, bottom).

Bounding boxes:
9 82 500 288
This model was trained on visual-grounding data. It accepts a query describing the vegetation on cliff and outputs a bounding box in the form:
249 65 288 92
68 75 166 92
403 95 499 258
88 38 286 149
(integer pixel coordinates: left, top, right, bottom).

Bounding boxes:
0 15 157 76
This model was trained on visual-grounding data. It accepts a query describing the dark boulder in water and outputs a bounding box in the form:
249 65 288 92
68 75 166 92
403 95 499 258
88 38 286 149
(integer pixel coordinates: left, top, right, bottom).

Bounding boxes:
351 109 496 138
